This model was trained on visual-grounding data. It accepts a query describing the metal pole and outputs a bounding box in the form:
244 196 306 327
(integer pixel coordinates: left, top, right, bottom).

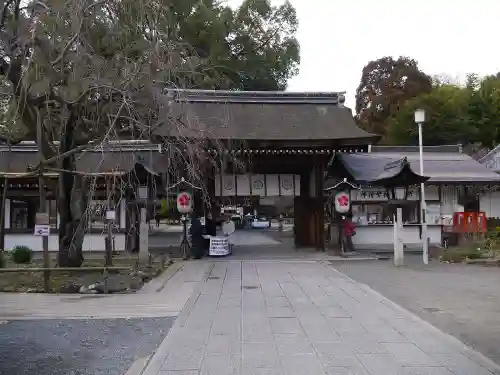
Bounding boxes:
36 112 51 292
105 177 113 267
418 122 429 264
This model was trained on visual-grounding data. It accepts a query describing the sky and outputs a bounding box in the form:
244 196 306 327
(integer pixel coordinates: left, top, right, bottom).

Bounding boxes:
226 0 500 110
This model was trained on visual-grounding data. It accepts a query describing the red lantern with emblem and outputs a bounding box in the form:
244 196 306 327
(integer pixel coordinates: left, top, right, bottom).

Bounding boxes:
176 191 193 214
334 191 350 214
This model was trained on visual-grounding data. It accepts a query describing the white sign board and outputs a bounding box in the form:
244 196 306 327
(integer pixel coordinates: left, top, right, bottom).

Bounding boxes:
34 224 50 237
334 191 351 213
209 237 230 256
137 186 148 199
105 210 116 220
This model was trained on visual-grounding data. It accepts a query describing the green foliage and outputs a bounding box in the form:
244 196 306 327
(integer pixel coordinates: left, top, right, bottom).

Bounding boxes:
466 75 500 148
357 55 500 147
386 84 476 146
168 0 300 90
10 246 33 264
441 247 483 262
355 56 432 137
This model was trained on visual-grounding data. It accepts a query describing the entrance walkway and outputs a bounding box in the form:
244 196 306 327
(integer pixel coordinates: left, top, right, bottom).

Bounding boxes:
141 260 500 375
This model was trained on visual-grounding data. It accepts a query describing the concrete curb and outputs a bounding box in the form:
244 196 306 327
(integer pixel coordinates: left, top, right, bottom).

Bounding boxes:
134 263 214 375
138 261 184 294
326 263 500 375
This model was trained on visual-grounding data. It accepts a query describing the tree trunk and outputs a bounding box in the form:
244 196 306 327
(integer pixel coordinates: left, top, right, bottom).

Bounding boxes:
58 171 89 266
57 117 88 267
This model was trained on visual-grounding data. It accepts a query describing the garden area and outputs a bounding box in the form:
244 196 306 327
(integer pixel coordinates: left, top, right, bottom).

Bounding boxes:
0 246 172 293
438 225 500 265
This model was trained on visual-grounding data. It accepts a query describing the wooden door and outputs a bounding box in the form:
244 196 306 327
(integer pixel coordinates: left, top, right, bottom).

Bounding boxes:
294 197 325 249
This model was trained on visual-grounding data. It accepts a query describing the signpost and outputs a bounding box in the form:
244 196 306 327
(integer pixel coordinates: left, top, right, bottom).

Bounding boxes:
34 224 50 237
209 237 230 256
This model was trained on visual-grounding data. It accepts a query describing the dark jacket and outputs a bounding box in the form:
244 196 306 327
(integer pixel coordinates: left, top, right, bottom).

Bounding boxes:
205 218 217 236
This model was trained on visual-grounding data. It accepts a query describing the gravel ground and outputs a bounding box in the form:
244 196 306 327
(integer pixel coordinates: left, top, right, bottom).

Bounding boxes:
0 317 175 375
331 255 500 364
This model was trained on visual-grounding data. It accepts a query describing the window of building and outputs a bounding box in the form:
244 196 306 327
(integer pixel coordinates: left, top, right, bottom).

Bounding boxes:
87 199 121 230
48 200 57 229
10 199 38 229
352 202 419 225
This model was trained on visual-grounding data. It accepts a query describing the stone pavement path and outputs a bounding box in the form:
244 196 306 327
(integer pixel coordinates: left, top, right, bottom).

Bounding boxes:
142 260 500 375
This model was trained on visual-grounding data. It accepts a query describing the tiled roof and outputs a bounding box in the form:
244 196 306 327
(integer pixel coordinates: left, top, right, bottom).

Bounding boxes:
368 150 500 183
155 89 380 143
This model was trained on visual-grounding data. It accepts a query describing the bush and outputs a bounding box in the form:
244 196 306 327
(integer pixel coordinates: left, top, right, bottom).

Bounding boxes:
0 251 5 268
441 247 483 262
11 245 33 264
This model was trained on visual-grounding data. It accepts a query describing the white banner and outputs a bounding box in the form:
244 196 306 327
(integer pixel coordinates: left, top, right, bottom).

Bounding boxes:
294 175 300 196
266 174 279 196
251 174 265 196
221 174 236 196
236 174 251 196
279 175 294 196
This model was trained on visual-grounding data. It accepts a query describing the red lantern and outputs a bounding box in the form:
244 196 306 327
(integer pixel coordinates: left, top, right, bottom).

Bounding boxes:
176 192 193 213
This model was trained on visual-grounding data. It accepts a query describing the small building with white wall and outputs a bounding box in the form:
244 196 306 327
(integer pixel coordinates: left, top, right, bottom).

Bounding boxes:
328 145 500 249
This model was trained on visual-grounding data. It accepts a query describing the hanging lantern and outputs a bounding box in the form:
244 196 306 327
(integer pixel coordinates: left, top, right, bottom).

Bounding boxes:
176 191 193 214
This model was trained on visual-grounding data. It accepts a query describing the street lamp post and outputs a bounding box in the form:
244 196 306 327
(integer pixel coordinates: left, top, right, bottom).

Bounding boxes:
415 109 428 264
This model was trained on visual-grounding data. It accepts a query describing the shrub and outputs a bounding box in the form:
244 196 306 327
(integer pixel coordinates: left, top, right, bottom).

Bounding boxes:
0 251 5 268
11 245 33 264
441 247 483 262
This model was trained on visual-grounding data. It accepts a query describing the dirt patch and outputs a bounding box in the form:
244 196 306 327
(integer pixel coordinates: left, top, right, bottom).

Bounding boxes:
0 253 170 293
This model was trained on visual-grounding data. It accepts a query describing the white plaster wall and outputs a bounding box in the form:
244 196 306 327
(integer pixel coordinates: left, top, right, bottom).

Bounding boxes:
479 191 500 218
5 233 126 252
352 225 441 245
428 226 442 244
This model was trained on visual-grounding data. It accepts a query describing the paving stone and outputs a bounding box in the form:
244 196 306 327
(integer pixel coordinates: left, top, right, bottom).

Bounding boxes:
356 353 404 375
324 366 369 375
266 306 296 318
432 353 495 375
327 318 367 335
383 342 439 366
270 318 304 334
241 369 285 375
265 297 290 307
242 343 280 368
363 325 408 343
161 345 205 371
242 326 275 343
302 323 342 343
401 367 453 375
318 306 351 318
342 334 389 354
200 354 240 375
275 334 314 354
313 343 365 367
218 298 242 308
205 335 241 354
280 353 327 375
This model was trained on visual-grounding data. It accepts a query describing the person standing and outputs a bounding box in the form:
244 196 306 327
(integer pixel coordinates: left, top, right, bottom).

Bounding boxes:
342 215 356 253
155 212 161 228
189 212 204 259
205 212 217 237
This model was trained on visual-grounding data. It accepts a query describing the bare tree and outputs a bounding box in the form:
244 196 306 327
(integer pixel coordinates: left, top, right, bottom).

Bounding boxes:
0 0 216 266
